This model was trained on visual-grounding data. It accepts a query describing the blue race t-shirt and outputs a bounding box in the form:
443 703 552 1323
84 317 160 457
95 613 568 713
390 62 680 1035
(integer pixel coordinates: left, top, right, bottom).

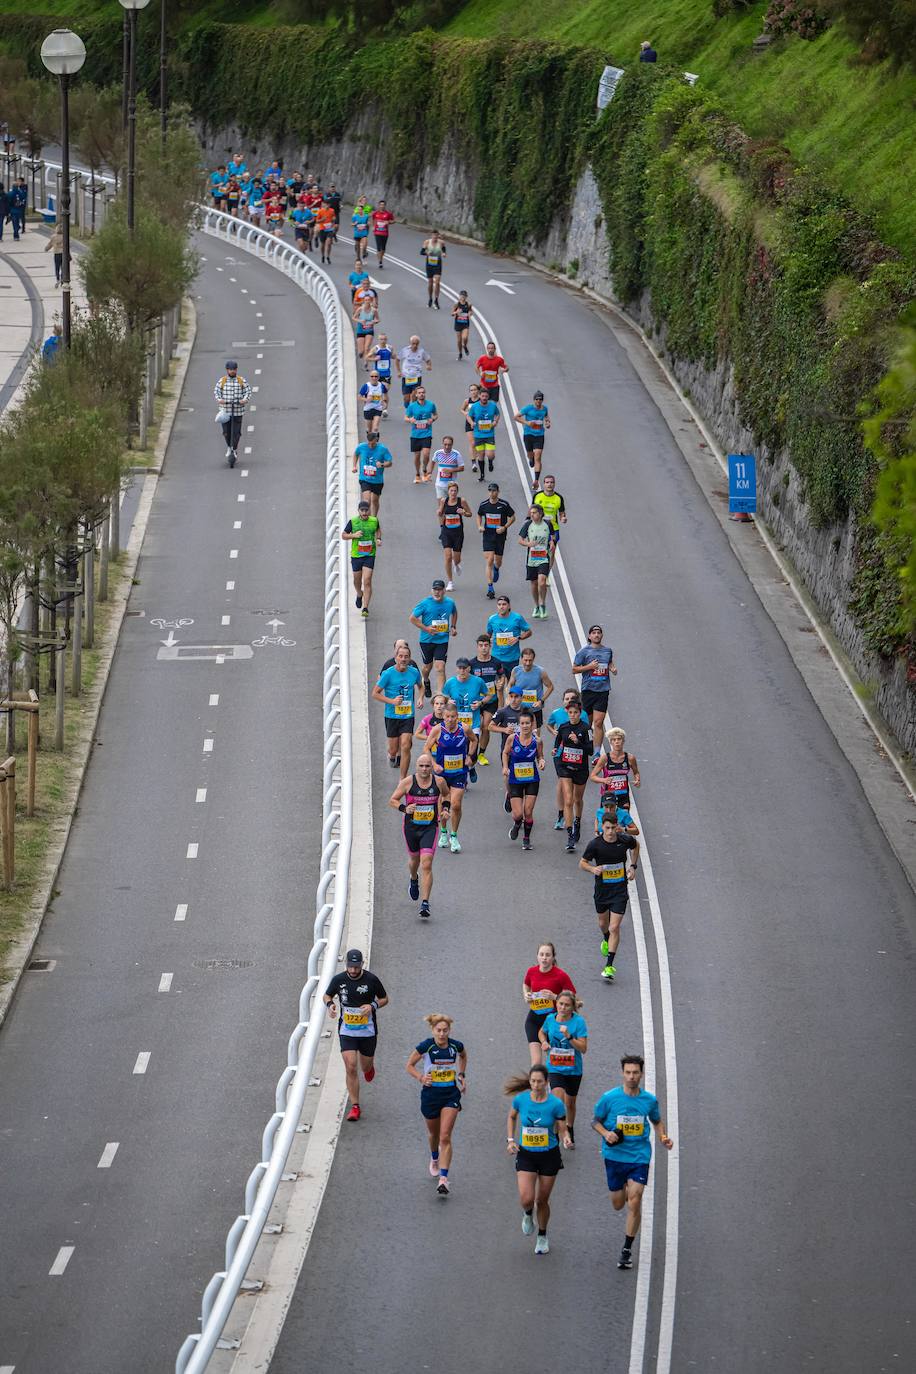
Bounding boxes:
519 404 549 436
406 400 436 439
512 1091 566 1151
487 611 530 663
469 400 499 439
412 596 456 643
348 270 369 291
354 441 392 484
372 346 393 379
376 665 421 720
442 675 489 732
210 171 227 195
574 644 614 692
510 665 546 711
351 210 370 238
594 1086 660 1163
596 804 635 830
541 1013 588 1076
547 706 569 756
292 207 314 227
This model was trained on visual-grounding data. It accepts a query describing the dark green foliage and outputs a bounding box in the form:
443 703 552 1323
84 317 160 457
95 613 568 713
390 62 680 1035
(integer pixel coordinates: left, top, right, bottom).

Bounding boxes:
822 0 916 67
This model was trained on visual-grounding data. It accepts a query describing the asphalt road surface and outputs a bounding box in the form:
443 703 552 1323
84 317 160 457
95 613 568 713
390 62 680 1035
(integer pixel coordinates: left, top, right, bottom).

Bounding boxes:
270 221 916 1374
0 244 329 1372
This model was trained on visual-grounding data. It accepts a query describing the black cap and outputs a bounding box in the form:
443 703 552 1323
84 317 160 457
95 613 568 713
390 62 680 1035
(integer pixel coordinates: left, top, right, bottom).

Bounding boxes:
432 578 446 589
533 390 544 399
357 500 370 510
225 359 238 369
487 482 499 491
345 948 363 966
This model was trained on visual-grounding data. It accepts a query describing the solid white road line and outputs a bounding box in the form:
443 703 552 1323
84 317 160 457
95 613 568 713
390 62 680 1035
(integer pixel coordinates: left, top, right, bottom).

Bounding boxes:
209 694 220 705
197 788 207 803
159 973 174 993
186 843 199 859
97 1142 120 1168
174 904 188 922
48 1247 74 1276
132 1052 150 1075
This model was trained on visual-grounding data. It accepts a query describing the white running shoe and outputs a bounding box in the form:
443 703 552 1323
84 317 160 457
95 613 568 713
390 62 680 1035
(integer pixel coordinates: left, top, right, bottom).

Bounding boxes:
534 1234 549 1255
449 833 462 853
438 829 449 849
429 1158 439 1178
225 446 233 459
521 1212 534 1236
446 580 453 590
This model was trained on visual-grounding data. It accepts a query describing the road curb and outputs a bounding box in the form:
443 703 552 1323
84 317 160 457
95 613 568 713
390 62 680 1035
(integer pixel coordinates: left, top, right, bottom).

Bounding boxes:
0 296 198 1029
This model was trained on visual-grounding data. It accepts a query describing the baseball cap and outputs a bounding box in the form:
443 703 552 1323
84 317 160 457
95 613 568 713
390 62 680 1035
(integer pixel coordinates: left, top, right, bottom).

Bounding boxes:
487 482 500 491
357 500 370 510
533 390 544 399
507 686 522 695
432 578 446 589
345 948 363 966
225 359 238 369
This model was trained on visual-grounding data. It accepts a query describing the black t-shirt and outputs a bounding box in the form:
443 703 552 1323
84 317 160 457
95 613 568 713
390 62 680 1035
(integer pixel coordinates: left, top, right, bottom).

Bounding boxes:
324 191 341 214
325 969 387 1035
492 704 520 733
477 499 514 534
380 656 420 674
582 835 637 894
554 721 593 772
469 656 505 700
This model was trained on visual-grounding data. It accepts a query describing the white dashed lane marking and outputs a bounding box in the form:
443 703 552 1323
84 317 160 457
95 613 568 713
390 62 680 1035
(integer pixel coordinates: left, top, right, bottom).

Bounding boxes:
174 904 188 922
97 1142 119 1168
209 694 220 705
49 1247 74 1276
196 788 207 803
203 737 214 752
132 1052 150 1075
158 973 173 993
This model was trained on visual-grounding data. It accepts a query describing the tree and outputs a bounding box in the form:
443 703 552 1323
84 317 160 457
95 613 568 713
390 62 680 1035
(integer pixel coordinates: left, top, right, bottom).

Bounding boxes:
70 84 125 191
134 99 205 231
80 204 198 333
2 77 61 158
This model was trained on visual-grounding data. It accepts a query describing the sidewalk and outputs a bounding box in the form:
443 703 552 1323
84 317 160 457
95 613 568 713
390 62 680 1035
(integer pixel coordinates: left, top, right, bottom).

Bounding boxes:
0 222 89 414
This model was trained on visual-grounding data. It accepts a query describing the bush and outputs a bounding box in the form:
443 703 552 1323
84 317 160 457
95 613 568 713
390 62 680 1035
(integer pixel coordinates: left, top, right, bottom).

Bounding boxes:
764 1 831 41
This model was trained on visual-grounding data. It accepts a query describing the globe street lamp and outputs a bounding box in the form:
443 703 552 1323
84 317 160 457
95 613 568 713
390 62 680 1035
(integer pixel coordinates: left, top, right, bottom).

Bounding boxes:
40 28 86 350
119 0 151 235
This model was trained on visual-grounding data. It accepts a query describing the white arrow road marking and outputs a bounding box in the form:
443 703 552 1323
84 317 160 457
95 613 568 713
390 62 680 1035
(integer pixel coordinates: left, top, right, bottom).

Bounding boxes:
486 278 515 294
266 618 285 633
369 277 392 290
160 630 178 648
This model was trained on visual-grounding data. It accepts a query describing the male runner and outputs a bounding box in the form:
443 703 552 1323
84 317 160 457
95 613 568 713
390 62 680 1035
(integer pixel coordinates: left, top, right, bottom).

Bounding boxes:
373 642 423 775
593 1055 673 1269
409 579 458 696
477 483 515 598
352 430 393 515
341 499 380 618
475 341 509 404
579 812 639 982
324 950 389 1122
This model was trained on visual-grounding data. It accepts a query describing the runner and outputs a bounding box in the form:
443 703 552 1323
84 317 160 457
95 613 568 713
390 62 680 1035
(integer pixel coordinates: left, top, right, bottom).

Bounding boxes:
315 200 336 262
595 795 640 837
351 197 371 260
210 165 228 211
487 593 532 676
572 625 617 755
579 812 640 982
538 991 588 1145
468 633 506 765
397 335 432 410
405 384 438 483
371 199 395 266
590 725 641 812
533 475 567 577
427 701 472 852
225 176 241 218
522 942 577 1068
323 949 389 1122
468 388 500 481
323 183 342 239
352 429 393 515
451 290 473 359
389 757 450 919
546 688 579 830
432 436 465 499
461 382 481 442
373 642 423 775
477 484 516 598
475 341 509 404
409 578 458 697
348 258 369 303
515 390 551 490
264 186 284 236
442 658 489 774
593 1055 674 1269
490 685 523 745
406 1014 467 1191
247 178 264 228
503 710 544 851
366 332 394 410
353 294 380 365
421 230 446 307
506 1064 572 1255
358 370 388 433
291 198 314 252
213 360 251 468
517 503 553 619
415 692 447 744
380 638 418 674
552 693 593 851
507 646 554 728
437 482 473 589
341 499 380 620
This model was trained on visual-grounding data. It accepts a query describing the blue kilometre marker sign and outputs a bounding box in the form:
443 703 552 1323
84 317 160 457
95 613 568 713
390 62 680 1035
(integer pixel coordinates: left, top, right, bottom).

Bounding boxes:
728 453 757 514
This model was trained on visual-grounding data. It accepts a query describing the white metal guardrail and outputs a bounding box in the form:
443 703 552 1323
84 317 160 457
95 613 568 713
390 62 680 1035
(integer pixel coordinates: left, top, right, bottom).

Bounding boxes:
174 208 353 1373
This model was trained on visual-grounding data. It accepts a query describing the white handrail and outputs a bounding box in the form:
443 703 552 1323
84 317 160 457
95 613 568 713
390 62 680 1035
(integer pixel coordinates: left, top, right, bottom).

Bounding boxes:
174 208 353 1373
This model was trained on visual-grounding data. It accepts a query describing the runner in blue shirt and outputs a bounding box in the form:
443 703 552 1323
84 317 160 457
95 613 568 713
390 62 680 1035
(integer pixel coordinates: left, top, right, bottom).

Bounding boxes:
406 1014 467 1195
486 594 531 674
351 201 371 260
210 167 228 209
404 384 437 483
442 658 488 783
291 203 314 252
372 642 423 775
514 390 551 490
427 701 471 852
537 990 588 1143
409 579 458 696
593 1054 673 1270
468 392 500 481
348 260 369 301
366 333 394 396
351 431 392 516
572 623 617 754
506 1064 572 1255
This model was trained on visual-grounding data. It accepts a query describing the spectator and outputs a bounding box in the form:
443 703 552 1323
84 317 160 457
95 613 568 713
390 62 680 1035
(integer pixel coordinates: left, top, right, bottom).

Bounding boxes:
45 223 64 284
639 41 658 63
0 185 9 242
42 324 62 363
9 178 27 239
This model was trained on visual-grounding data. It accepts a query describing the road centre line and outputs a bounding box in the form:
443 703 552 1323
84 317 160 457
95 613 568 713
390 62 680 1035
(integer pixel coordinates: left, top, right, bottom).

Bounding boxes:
230 549 239 559
187 843 199 858
196 788 207 802
48 1247 74 1276
174 904 188 922
221 616 231 626
209 694 219 705
226 581 235 591
132 1052 150 1075
233 521 242 530
159 973 173 993
203 738 214 752
97 1142 120 1168
369 240 680 1374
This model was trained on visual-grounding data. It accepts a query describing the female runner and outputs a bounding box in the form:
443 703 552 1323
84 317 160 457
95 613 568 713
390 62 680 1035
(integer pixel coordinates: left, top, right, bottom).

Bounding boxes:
538 990 588 1145
522 942 577 1067
505 1063 572 1255
406 1014 467 1194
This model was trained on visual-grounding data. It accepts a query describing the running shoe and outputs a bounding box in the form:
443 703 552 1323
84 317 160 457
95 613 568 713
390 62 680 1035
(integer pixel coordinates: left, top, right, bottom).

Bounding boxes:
363 1065 375 1082
424 681 432 698
469 767 477 784
361 608 369 619
509 820 521 841
492 565 500 583
478 753 489 766
534 1235 549 1256
454 561 462 576
408 875 420 901
601 964 616 982
521 1211 535 1236
565 837 576 853
355 594 363 609
389 754 400 768
449 833 462 853
434 299 441 309
413 475 422 484
420 900 431 919
438 829 449 849
572 820 581 842
225 446 233 460
486 586 495 599
428 299 433 308
346 1104 361 1122
522 837 532 851
600 939 609 957
437 1177 450 1194
429 1158 440 1178
554 814 565 830
446 580 454 591
464 344 470 355
568 1126 575 1146
617 1246 633 1270
504 794 512 814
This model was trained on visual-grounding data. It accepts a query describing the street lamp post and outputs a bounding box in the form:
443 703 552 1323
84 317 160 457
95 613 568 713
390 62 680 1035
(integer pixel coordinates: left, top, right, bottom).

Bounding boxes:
40 29 86 351
160 0 167 149
119 0 151 235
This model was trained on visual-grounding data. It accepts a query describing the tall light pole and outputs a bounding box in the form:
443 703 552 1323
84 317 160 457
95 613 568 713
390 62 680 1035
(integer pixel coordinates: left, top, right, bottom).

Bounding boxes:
40 28 86 351
159 0 167 149
119 0 150 235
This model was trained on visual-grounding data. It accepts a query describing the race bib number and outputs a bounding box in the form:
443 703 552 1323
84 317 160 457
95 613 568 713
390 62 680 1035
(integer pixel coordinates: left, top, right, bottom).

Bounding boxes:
443 754 464 772
521 690 539 708
591 662 608 677
404 374 419 385
477 419 494 432
485 514 502 529
457 711 473 730
361 464 377 477
482 371 498 384
394 700 412 717
411 804 435 824
343 1010 369 1028
529 994 552 1012
513 762 535 781
430 1066 456 1085
548 1046 576 1068
602 864 625 883
444 514 461 527
521 1128 549 1149
430 618 449 635
561 746 583 765
616 1115 644 1137
608 774 627 791
357 539 374 555
495 632 513 647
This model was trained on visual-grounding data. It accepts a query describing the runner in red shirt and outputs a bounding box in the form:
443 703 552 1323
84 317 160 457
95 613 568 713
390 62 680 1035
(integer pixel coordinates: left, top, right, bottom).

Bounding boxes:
372 199 395 267
522 942 577 1067
476 341 509 403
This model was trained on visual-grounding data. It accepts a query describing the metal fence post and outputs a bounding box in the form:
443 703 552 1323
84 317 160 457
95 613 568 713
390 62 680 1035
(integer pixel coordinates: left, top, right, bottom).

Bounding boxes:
70 582 82 696
55 642 65 749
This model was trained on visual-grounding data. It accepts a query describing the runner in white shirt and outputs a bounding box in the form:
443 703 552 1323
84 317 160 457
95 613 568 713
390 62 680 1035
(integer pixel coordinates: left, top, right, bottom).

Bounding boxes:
433 436 464 499
396 335 432 410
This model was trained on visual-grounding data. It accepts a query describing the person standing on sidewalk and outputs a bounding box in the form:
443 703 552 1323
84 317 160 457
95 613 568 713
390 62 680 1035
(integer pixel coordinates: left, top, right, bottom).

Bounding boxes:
9 178 27 239
213 359 251 467
0 186 10 242
45 223 64 285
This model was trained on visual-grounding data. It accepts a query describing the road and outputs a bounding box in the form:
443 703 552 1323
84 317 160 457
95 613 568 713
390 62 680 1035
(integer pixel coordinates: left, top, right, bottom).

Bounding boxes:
0 246 329 1372
269 223 916 1373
